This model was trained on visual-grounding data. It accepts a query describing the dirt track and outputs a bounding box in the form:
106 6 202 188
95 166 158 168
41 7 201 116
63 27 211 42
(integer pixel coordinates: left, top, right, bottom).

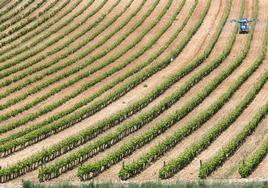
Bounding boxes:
0 0 185 165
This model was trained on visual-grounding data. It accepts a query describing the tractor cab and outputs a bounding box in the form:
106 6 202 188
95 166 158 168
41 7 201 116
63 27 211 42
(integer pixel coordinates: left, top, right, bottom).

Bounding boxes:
239 18 249 34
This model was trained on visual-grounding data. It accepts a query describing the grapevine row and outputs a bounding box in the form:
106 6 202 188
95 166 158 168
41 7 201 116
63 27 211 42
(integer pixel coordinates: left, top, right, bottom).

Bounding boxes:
0 0 47 39
199 21 268 178
160 69 266 179
0 0 123 106
77 1 254 179
36 0 228 181
0 0 34 27
159 1 262 179
0 0 176 147
0 0 37 32
0 0 157 134
0 0 116 107
0 0 107 74
0 0 23 20
77 0 258 180
200 98 268 178
117 0 244 180
158 2 261 178
0 0 97 61
122 51 267 179
0 0 135 98
0 0 166 129
0 0 10 10
238 123 268 177
0 0 173 153
0 0 79 54
120 0 265 179
0 0 203 182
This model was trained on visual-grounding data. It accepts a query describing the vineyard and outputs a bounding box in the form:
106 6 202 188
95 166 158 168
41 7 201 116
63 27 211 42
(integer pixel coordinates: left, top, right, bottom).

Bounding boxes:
0 0 267 184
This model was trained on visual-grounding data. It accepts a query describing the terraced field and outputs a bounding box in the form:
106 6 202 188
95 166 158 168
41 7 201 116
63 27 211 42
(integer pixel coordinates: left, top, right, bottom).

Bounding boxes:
0 0 267 184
